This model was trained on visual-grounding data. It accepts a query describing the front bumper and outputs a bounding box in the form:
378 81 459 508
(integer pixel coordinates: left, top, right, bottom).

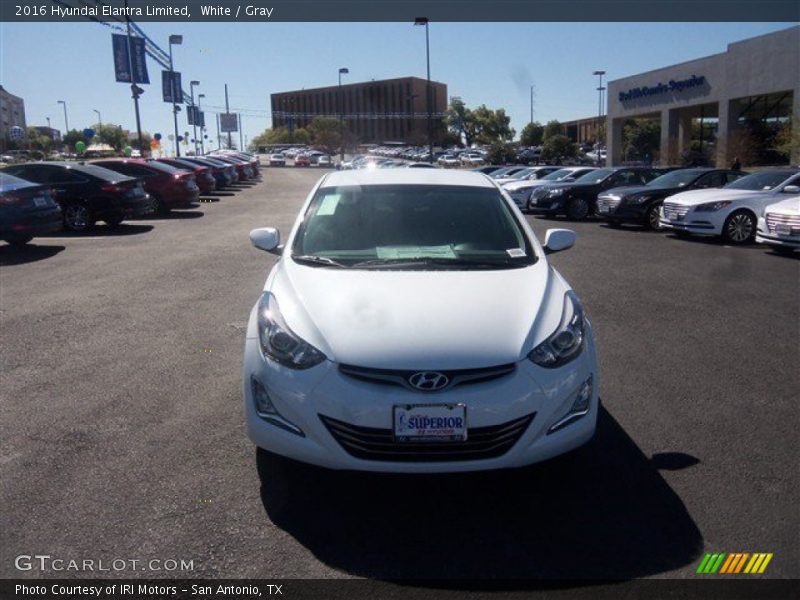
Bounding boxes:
659 206 721 235
243 326 599 473
756 217 800 248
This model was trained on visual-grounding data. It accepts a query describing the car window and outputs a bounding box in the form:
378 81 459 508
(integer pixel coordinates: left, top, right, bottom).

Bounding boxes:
612 170 641 185
293 184 536 269
725 171 744 184
695 173 716 188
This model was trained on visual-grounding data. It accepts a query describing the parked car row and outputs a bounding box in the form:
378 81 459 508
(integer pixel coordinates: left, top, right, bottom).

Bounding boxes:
265 147 334 168
0 150 261 244
506 164 798 250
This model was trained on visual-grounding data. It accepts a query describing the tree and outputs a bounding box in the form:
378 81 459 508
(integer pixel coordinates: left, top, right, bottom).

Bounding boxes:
26 127 52 154
543 120 564 141
472 105 515 145
519 121 544 147
541 134 578 164
307 117 342 153
444 97 475 146
62 129 87 149
774 119 798 162
93 123 128 151
622 119 660 162
486 142 517 165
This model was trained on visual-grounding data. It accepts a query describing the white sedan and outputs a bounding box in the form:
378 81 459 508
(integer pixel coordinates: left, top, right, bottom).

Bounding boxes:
244 169 599 473
756 195 800 253
660 169 800 244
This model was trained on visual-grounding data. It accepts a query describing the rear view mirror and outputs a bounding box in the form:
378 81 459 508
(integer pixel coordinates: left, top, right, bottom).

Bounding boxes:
543 229 576 255
783 185 800 194
250 227 282 254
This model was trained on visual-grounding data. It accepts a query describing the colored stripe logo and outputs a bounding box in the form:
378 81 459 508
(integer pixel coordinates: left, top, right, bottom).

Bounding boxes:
696 553 773 574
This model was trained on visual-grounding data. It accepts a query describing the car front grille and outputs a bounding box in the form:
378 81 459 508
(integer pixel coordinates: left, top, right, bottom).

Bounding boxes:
662 202 691 221
766 212 800 234
597 195 622 213
320 413 535 462
338 363 515 392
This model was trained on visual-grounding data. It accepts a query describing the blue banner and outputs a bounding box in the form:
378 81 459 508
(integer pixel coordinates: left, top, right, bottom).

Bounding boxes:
162 70 183 104
112 34 149 84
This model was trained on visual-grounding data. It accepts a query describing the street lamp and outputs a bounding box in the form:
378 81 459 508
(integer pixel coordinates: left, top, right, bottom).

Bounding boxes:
338 67 349 161
414 17 433 163
93 109 102 125
197 93 206 155
168 34 183 156
57 100 69 133
190 80 200 155
593 70 606 165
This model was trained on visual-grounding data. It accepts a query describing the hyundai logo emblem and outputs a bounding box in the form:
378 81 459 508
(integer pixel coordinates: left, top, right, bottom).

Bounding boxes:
408 371 450 391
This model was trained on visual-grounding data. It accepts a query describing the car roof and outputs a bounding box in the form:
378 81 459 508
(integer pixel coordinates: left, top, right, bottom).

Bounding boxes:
321 168 496 189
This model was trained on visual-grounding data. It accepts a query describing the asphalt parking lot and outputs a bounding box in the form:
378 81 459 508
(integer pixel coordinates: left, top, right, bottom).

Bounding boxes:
1 168 797 583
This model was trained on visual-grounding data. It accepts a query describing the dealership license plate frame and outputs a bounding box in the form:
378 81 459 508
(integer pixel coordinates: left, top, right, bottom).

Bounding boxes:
393 403 468 443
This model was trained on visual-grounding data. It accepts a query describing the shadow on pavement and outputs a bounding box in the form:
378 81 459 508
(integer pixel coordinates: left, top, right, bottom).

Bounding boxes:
134 210 205 220
208 191 237 197
40 223 154 238
258 406 703 582
0 243 65 266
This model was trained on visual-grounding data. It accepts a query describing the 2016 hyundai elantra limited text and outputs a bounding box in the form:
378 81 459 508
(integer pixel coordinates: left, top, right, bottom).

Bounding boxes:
244 170 598 473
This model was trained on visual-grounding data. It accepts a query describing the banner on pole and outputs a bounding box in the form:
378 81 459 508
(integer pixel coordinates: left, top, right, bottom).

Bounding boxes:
162 71 182 103
112 34 149 84
220 113 238 133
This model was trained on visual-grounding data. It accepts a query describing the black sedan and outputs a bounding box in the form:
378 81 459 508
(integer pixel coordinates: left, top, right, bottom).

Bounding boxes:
3 161 150 232
596 168 748 230
528 166 664 220
0 172 63 246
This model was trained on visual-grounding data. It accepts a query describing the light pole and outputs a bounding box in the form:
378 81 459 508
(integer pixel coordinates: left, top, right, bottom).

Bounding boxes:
57 100 69 133
123 0 144 154
414 17 433 163
93 109 102 125
198 93 206 155
338 67 349 161
530 85 535 126
168 34 183 156
593 70 606 165
190 80 199 155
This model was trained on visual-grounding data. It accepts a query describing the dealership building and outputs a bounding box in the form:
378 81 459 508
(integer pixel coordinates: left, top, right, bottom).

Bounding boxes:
271 76 447 144
606 26 799 167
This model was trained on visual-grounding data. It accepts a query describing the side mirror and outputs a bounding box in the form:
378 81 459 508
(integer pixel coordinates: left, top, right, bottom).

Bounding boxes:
782 185 800 194
543 229 576 255
250 227 282 254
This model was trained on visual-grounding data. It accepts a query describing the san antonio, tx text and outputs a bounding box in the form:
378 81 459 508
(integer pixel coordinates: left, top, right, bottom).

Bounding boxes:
16 583 280 596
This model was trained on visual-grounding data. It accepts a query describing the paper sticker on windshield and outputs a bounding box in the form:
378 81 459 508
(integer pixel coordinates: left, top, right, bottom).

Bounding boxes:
506 248 526 257
316 194 341 216
376 245 457 259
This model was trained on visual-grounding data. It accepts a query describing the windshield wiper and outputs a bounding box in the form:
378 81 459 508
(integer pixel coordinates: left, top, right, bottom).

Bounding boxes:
351 257 532 269
292 255 348 268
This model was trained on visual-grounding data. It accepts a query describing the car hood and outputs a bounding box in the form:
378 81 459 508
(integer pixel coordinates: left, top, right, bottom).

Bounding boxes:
666 188 767 206
263 258 566 370
764 196 800 216
504 180 550 192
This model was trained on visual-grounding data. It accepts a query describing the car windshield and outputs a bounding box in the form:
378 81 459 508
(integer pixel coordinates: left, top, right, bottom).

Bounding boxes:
71 163 136 182
291 184 536 269
723 171 796 191
647 169 706 188
574 168 614 183
543 169 577 181
511 168 535 179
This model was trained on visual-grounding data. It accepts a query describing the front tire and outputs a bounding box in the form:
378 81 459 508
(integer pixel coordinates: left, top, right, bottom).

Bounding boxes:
646 202 663 230
722 210 756 244
63 204 94 232
566 197 590 221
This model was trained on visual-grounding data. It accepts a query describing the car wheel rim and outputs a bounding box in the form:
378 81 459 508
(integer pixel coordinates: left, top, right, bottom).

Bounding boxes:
65 206 88 230
649 206 662 229
728 214 753 242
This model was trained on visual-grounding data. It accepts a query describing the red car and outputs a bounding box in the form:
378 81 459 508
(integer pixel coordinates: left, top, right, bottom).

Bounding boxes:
93 159 200 213
294 153 311 167
206 154 253 181
154 158 216 195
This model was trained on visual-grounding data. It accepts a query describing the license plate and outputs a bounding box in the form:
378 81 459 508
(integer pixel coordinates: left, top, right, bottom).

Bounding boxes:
529 198 538 206
776 224 791 236
33 196 48 207
393 404 467 442
598 204 608 213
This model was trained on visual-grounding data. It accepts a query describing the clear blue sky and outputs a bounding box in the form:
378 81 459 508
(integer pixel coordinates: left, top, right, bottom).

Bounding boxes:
0 21 794 148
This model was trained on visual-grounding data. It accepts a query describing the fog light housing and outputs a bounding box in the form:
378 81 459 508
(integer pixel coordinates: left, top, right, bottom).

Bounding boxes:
547 375 593 434
250 376 304 437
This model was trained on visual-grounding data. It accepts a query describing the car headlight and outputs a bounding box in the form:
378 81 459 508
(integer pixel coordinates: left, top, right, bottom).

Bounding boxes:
695 200 732 212
548 188 566 197
256 292 326 369
629 194 650 204
529 291 586 368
